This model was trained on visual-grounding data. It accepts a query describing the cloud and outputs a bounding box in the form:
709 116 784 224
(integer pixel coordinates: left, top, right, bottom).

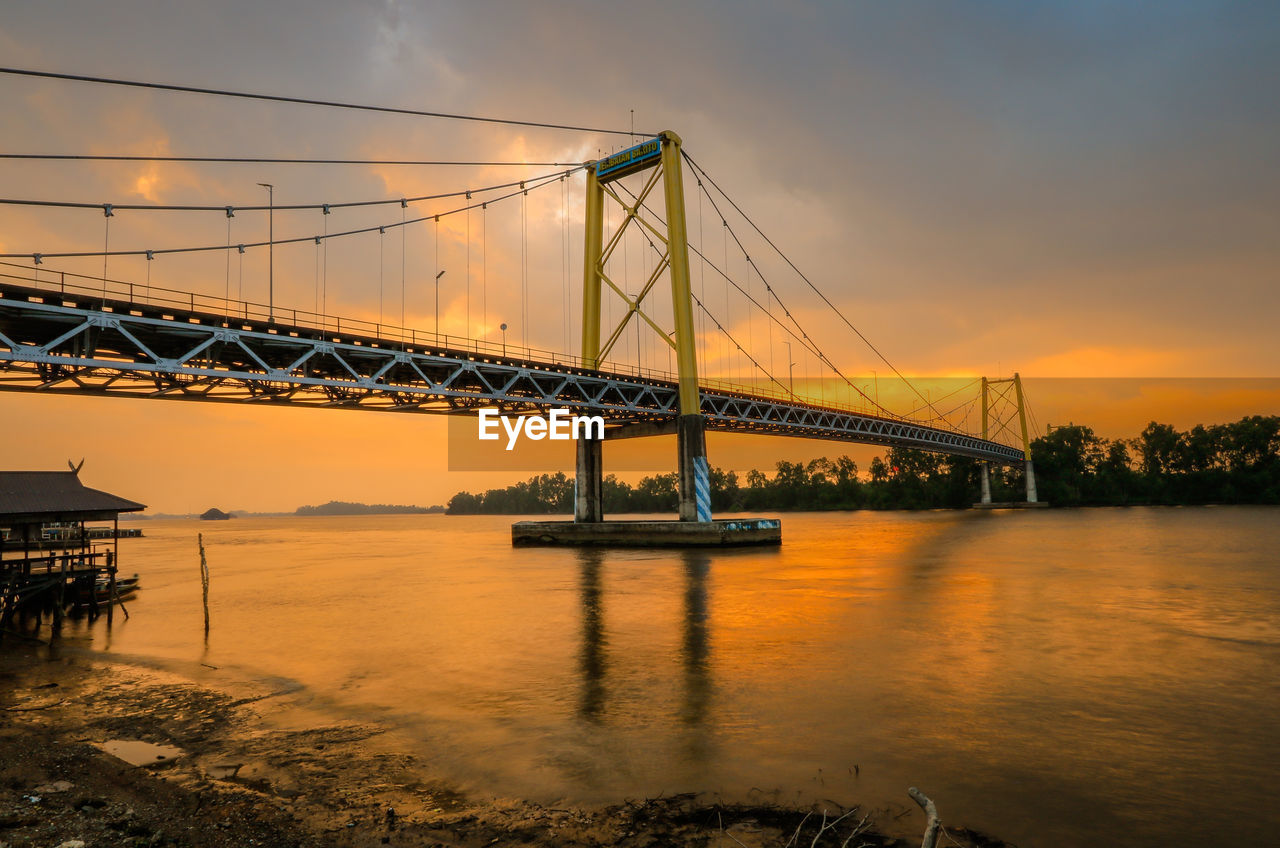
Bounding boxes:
1022 345 1210 379
2 1 1277 508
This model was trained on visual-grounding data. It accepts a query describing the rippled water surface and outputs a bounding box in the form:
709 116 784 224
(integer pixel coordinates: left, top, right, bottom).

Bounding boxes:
76 507 1280 846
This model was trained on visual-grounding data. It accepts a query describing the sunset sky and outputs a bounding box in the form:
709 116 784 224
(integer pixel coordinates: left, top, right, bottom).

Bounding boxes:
2 2 1277 513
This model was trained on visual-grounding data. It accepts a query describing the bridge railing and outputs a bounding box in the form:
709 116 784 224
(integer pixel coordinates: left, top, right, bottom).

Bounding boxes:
1 260 670 372
0 261 994 441
1 260 661 373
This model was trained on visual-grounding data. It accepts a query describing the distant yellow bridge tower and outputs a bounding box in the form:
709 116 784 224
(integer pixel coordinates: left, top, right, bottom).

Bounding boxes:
979 373 1039 506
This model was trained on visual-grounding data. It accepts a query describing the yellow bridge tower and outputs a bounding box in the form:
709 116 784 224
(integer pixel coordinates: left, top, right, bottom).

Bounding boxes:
576 131 710 523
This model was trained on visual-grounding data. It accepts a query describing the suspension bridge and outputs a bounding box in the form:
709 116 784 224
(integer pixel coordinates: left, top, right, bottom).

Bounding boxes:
0 68 1040 545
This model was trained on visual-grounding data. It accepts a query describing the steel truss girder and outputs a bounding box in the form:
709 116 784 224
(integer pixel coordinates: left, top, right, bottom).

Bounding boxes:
0 288 1024 464
699 393 1024 462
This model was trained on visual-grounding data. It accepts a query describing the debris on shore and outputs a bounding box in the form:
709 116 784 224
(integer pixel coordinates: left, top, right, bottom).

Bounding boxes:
1 656 1010 847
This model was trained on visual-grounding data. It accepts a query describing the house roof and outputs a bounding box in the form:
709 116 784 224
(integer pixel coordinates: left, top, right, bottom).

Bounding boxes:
0 471 146 524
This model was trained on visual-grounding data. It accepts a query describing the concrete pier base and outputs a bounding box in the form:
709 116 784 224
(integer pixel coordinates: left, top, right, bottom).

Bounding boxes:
512 518 782 547
972 501 1050 510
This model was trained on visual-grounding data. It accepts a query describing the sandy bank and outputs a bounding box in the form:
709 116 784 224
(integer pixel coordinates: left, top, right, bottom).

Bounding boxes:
1 646 1007 847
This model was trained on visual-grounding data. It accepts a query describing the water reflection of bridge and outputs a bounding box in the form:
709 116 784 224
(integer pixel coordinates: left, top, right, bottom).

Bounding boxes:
577 550 711 737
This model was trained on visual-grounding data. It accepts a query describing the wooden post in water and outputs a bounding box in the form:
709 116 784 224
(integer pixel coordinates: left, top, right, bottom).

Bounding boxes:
89 550 101 621
107 516 118 624
0 532 6 644
198 533 210 639
105 550 128 621
0 573 14 644
52 554 66 637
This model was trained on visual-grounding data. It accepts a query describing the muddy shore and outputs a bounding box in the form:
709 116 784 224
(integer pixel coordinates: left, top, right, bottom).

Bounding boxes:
1 644 1009 848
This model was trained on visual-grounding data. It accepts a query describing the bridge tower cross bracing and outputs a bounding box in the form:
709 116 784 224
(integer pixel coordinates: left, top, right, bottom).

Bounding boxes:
576 130 711 523
981 373 1038 504
980 376 993 504
1013 372 1038 502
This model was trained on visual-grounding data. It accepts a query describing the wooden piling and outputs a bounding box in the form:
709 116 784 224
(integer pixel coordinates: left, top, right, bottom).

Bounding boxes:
198 533 210 639
105 549 115 624
51 556 66 637
0 574 14 644
87 552 101 621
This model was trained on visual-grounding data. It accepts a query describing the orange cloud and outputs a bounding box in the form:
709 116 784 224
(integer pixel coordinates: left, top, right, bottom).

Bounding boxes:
1023 345 1206 378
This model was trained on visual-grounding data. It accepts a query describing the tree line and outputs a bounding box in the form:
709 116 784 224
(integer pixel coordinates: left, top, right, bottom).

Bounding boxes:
296 501 442 516
444 415 1280 514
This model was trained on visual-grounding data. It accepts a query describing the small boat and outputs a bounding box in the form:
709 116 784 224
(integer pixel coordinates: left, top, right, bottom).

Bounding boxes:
74 574 140 607
100 573 140 594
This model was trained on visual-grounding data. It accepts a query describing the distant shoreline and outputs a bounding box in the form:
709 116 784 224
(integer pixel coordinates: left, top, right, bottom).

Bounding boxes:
125 500 446 520
121 501 1280 521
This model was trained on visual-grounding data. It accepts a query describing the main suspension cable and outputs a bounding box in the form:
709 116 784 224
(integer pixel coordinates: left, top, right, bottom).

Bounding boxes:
690 291 794 400
3 168 579 261
901 378 982 419
626 211 838 408
687 170 897 417
616 179 895 418
0 67 652 137
0 153 583 166
0 168 575 213
682 151 946 421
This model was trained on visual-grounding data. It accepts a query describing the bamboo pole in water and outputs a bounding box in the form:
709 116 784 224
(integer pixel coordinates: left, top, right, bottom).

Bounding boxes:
198 533 210 639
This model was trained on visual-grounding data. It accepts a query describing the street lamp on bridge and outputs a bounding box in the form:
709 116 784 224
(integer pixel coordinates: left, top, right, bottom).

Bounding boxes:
435 270 446 338
784 341 797 396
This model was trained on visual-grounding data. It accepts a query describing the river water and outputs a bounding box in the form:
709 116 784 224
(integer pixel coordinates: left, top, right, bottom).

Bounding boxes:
65 507 1280 846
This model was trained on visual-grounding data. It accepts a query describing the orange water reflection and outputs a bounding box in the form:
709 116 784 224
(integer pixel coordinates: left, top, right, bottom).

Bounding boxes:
71 507 1280 847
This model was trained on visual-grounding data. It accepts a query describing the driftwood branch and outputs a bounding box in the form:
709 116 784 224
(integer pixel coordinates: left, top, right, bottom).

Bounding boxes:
784 811 813 848
839 814 871 848
810 808 858 848
907 787 940 848
4 698 66 712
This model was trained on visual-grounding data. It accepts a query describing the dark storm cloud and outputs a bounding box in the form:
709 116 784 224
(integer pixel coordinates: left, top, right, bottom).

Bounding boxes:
2 1 1277 373
2 0 1278 511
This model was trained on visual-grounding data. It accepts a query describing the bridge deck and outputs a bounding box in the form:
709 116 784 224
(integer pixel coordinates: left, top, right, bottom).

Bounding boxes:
0 275 1025 464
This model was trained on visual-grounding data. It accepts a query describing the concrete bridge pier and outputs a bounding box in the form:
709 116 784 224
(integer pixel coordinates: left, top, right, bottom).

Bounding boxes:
574 435 603 522
573 414 711 523
677 414 710 522
974 458 1046 509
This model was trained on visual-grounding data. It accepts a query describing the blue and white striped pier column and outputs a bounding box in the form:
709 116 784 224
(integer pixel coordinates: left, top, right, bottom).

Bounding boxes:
677 414 712 523
694 455 713 522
